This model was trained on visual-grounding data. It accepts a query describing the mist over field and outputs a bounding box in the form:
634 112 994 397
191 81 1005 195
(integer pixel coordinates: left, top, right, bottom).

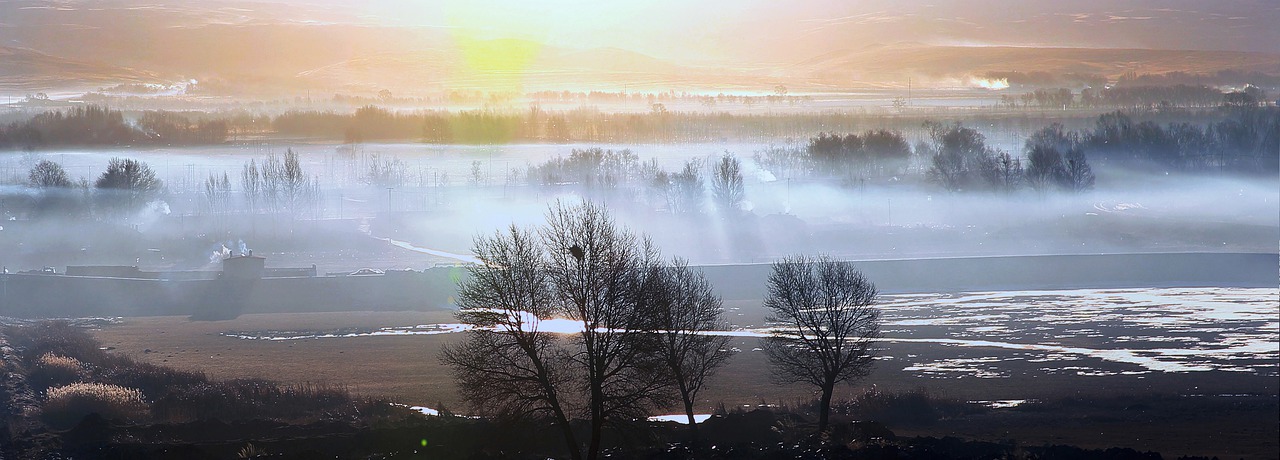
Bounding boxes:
0 1 1277 459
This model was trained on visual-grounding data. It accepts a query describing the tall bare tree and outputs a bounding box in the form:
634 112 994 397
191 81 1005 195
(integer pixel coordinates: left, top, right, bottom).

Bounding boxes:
280 148 309 213
542 202 670 460
440 225 581 460
241 158 260 213
203 172 232 214
762 255 880 432
710 153 745 215
442 201 673 460
260 153 283 213
668 160 704 215
640 256 731 437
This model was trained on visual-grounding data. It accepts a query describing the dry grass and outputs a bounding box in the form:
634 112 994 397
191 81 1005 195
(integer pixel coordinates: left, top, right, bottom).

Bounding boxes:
29 352 85 390
37 353 83 370
89 311 468 406
42 382 149 429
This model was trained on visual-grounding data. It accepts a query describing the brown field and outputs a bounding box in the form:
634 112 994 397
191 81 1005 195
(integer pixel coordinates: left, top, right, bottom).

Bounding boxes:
91 299 1279 459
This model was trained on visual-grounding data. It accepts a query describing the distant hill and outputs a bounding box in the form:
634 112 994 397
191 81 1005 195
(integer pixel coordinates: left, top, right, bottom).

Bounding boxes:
4 22 1280 95
795 44 1280 86
0 47 157 91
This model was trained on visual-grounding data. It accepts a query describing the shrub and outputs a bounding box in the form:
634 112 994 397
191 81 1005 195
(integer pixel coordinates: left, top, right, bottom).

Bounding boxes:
5 321 107 365
839 388 982 426
42 382 149 429
96 360 205 398
28 352 84 390
151 379 374 423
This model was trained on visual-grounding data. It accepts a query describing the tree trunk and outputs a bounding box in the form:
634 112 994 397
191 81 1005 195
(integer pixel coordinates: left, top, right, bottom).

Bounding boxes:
683 394 700 441
818 383 834 433
587 384 604 460
551 402 582 460
587 411 603 460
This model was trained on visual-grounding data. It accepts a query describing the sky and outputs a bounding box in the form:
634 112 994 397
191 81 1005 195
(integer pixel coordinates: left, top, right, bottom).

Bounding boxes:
297 0 1280 62
4 0 1277 65
1 0 1277 93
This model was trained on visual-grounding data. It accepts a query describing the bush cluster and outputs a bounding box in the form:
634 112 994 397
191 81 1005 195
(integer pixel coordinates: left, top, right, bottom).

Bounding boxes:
42 382 149 429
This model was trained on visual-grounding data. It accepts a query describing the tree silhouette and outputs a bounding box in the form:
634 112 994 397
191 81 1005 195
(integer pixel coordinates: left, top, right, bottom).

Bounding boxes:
639 257 731 437
94 158 162 215
443 201 676 460
762 255 880 433
28 160 71 188
441 224 581 459
710 153 745 215
541 202 670 460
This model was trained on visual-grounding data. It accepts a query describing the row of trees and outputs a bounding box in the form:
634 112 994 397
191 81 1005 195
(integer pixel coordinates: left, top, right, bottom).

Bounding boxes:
520 106 1277 205
26 158 164 218
803 130 913 182
274 106 892 144
1082 108 1280 171
525 148 748 217
921 122 1095 193
999 84 1270 110
442 202 880 460
234 149 320 216
16 150 322 220
743 124 1093 193
0 106 229 148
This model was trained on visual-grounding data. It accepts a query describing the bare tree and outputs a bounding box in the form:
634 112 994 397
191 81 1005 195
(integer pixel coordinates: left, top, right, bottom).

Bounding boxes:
203 172 232 214
1062 147 1095 192
281 148 309 214
28 160 71 188
542 201 670 460
241 159 261 213
361 153 406 188
470 160 484 186
442 201 672 460
668 160 704 215
441 225 581 460
640 256 731 437
260 153 283 213
28 159 80 216
994 150 1023 193
710 153 745 215
762 255 880 432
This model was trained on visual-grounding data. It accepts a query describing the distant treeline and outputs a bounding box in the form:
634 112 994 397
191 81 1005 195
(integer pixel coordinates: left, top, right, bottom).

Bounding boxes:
982 69 1280 90
1001 84 1270 110
2 102 1277 162
1082 108 1279 171
0 106 228 148
759 106 1278 194
272 105 884 144
509 106 1276 208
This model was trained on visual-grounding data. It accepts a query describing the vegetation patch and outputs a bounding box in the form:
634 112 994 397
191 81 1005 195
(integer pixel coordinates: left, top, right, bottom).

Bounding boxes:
42 382 148 429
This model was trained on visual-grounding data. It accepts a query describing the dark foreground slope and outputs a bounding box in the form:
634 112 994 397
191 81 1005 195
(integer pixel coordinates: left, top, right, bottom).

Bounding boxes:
4 320 1276 459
